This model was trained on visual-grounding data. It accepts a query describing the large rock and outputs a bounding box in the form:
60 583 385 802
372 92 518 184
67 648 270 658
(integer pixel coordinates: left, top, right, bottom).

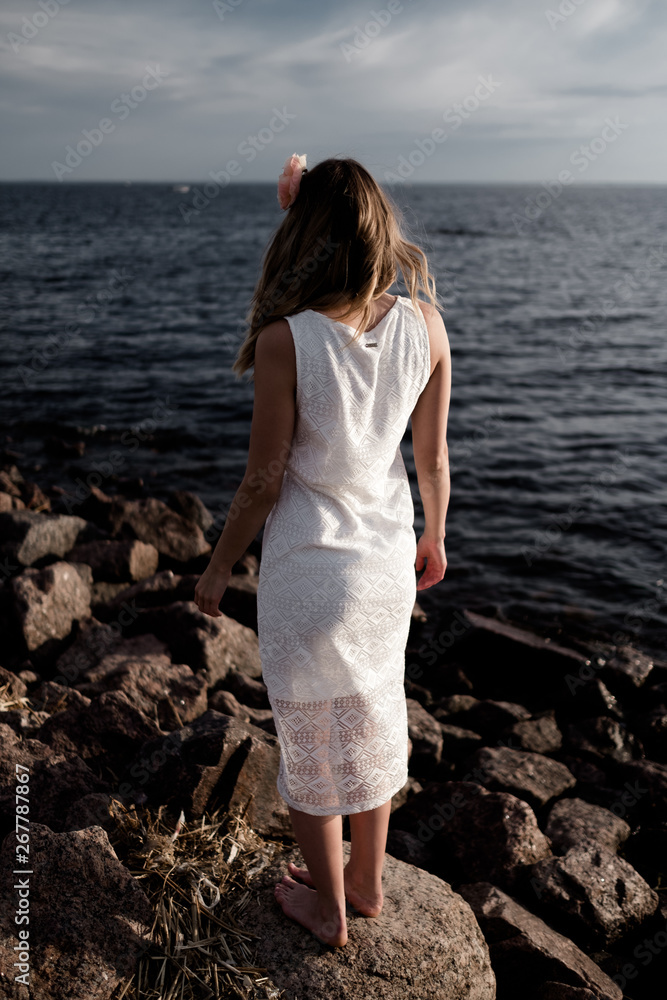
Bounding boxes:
0 664 28 700
79 646 207 728
0 723 109 835
243 841 496 999
36 689 162 779
544 798 631 854
64 538 159 582
131 600 262 686
406 697 443 774
458 882 622 1000
503 711 563 754
563 716 643 763
527 843 659 946
53 620 161 687
463 746 576 810
9 561 92 660
0 823 152 1000
432 610 589 709
121 710 290 838
108 495 211 562
0 510 87 566
393 780 551 889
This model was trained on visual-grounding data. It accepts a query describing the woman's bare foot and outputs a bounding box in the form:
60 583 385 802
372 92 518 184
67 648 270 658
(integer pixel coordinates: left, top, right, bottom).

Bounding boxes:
287 860 383 917
274 875 347 946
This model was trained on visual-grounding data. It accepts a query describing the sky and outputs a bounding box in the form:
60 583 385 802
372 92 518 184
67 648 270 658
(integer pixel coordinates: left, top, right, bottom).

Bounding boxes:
0 0 665 184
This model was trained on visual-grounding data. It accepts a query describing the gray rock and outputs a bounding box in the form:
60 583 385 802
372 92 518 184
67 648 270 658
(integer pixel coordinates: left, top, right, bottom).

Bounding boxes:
244 841 496 999
108 495 211 562
545 797 631 854
64 538 159 582
527 842 659 946
53 620 162 688
9 560 92 658
458 881 622 1000
0 510 87 566
0 823 152 1000
463 745 577 809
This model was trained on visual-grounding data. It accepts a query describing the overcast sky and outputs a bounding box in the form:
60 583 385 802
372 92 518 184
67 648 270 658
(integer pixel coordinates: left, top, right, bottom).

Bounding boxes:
0 0 664 183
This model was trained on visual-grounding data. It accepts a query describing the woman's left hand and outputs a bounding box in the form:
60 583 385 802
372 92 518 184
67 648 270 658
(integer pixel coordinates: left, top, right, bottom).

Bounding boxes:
194 565 231 618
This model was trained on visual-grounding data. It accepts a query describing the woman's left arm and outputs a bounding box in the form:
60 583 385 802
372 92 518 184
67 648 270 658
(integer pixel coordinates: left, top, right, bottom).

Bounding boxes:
194 320 296 617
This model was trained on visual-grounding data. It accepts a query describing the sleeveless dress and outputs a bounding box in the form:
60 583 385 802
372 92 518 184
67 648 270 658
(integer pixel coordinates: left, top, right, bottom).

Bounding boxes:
256 294 431 815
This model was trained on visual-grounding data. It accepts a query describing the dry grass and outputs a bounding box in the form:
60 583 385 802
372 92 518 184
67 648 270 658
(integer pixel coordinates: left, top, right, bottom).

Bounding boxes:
107 798 287 1000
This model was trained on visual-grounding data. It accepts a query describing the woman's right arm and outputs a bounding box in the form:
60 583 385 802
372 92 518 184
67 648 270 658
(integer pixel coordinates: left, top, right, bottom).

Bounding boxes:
411 300 451 591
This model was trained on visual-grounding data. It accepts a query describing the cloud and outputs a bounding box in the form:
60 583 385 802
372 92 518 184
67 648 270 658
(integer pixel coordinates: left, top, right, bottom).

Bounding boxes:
0 0 664 182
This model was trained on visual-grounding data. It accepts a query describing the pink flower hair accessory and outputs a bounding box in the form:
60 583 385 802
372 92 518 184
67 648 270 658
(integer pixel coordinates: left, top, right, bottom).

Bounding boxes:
278 153 307 210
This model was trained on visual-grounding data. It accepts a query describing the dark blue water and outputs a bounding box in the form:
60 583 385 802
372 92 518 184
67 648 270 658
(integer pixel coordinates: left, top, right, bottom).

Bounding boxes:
1 182 666 656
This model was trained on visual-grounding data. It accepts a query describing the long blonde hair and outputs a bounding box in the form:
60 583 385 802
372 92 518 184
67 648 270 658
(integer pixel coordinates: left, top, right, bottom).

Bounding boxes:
232 157 440 380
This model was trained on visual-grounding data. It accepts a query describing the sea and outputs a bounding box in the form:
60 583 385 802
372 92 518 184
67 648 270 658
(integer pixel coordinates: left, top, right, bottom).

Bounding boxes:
0 181 666 658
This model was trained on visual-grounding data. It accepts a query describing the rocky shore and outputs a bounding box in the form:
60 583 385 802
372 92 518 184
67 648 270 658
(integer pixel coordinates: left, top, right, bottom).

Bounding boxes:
0 455 666 1000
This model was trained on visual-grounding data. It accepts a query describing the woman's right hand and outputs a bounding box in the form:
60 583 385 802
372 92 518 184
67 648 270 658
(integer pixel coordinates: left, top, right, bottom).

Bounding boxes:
415 534 447 590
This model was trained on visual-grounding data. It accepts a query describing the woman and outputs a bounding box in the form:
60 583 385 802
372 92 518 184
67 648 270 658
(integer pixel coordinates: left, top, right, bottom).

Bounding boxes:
195 154 451 947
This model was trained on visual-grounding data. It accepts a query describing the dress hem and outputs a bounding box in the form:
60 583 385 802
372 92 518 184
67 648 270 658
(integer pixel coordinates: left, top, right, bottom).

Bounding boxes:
276 769 410 817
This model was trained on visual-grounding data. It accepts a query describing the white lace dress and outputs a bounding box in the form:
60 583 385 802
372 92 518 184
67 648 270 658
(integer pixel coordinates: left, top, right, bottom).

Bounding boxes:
256 295 431 815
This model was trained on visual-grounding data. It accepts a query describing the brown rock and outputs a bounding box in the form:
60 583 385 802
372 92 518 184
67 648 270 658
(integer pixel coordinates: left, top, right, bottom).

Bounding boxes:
132 600 262 686
9 560 92 658
527 842 659 945
165 489 214 533
464 746 577 809
0 491 25 512
458 881 622 1000
564 716 643 763
102 568 197 610
0 708 51 737
77 647 207 729
223 669 270 709
244 841 496 999
450 698 532 737
439 723 484 762
64 792 119 832
0 510 88 565
35 689 162 778
406 697 443 774
0 823 152 1000
408 781 552 888
109 495 211 562
0 723 109 834
122 710 289 837
218 571 259 630
18 480 51 512
207 687 273 730
536 985 598 1000
504 710 563 753
33 680 92 714
64 538 159 582
385 828 433 869
53 618 159 688
600 643 654 693
0 664 27 700
545 797 631 854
